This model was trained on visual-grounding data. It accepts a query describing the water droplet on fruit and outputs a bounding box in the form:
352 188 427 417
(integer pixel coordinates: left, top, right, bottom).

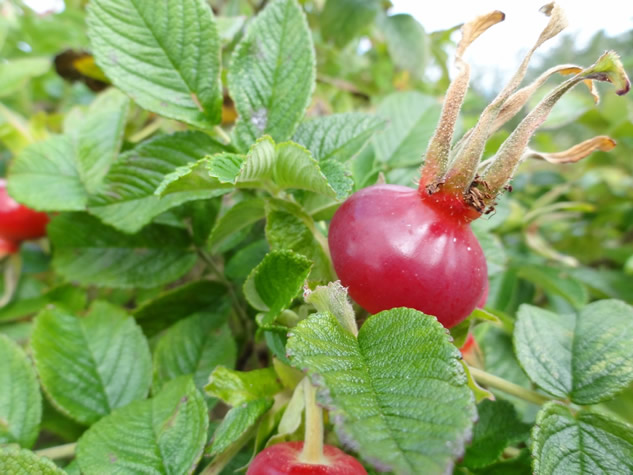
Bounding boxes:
467 247 471 251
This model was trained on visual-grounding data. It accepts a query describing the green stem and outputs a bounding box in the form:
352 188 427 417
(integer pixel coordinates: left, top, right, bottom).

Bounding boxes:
197 249 249 326
503 446 522 459
0 253 21 308
299 378 325 464
213 126 232 145
129 119 163 143
200 427 257 475
35 443 76 460
468 367 552 405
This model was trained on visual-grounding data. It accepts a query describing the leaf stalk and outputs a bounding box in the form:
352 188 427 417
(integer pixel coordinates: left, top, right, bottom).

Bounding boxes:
35 442 77 461
468 366 552 406
300 377 325 464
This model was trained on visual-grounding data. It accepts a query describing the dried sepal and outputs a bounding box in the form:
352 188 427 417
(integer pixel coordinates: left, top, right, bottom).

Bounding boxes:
443 2 568 194
481 50 630 202
583 50 630 95
523 136 616 164
419 10 504 190
491 64 597 134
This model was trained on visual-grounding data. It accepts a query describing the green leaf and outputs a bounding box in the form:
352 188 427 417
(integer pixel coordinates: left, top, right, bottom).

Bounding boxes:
0 284 86 323
243 250 312 325
185 197 221 246
31 302 152 425
134 281 230 337
48 213 197 288
379 14 428 81
474 449 532 475
8 135 87 211
8 89 129 211
514 300 633 404
63 460 81 475
516 265 588 308
373 91 442 166
461 399 530 469
0 57 50 97
153 312 237 393
0 335 41 448
225 240 270 283
265 200 333 282
320 0 379 47
304 281 357 336
207 398 273 457
89 132 230 233
216 16 246 44
229 138 341 196
292 113 385 162
76 376 208 475
87 0 222 128
159 138 340 199
0 446 64 475
69 89 130 194
287 309 476 474
40 399 85 444
209 198 266 251
569 267 633 302
205 367 282 407
266 380 304 446
318 159 354 200
229 0 315 150
532 402 633 474
154 155 235 198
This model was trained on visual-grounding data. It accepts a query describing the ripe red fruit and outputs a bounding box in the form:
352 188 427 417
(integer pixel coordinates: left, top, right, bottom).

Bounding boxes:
0 179 49 242
477 280 489 309
0 236 19 258
328 184 487 328
247 441 367 475
459 334 477 355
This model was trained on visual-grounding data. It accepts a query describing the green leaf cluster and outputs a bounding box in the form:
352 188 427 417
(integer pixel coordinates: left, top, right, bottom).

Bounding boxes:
1 0 633 474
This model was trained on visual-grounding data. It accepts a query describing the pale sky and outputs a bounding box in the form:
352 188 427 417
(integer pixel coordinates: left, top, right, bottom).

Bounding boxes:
391 0 632 85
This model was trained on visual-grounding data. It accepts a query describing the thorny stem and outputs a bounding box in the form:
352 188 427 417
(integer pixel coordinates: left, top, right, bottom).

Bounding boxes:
35 443 76 460
299 378 325 465
468 367 552 406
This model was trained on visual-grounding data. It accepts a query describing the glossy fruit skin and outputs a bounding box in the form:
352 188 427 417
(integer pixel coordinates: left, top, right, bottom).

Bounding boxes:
247 441 367 475
0 236 19 257
476 279 489 309
328 184 487 328
0 179 49 241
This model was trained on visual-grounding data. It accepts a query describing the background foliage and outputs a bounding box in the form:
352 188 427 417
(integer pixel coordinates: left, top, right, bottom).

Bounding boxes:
1 0 632 474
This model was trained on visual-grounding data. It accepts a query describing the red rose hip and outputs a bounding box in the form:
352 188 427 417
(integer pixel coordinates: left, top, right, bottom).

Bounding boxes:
0 236 19 257
328 184 487 328
247 441 367 475
0 179 49 242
